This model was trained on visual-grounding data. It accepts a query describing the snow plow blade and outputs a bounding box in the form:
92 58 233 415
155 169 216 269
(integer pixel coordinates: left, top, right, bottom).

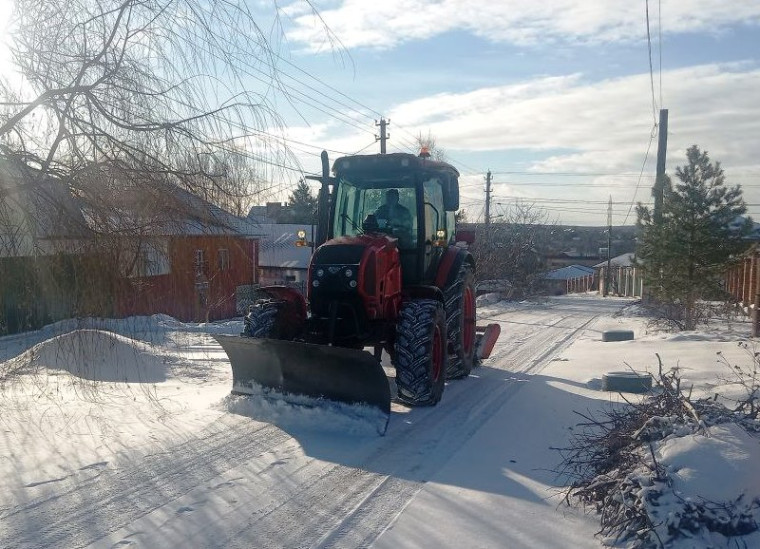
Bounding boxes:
215 335 391 426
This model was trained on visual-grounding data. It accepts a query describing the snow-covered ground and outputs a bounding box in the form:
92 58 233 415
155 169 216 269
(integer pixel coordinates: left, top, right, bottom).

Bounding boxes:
1 295 758 548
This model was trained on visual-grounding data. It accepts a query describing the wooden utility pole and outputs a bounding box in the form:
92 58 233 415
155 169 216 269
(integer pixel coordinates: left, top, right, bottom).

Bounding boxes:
375 118 390 154
485 170 492 227
604 195 612 297
652 108 669 224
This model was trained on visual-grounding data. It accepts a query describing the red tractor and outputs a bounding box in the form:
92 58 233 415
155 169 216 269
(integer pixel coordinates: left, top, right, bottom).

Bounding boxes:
215 150 500 427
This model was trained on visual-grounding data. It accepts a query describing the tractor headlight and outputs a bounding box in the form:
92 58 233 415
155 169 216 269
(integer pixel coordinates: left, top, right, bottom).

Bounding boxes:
349 280 357 288
344 268 353 278
312 280 320 287
316 268 324 278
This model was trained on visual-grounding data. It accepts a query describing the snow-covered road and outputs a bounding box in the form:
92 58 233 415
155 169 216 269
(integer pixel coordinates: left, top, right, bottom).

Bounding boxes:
1 296 630 548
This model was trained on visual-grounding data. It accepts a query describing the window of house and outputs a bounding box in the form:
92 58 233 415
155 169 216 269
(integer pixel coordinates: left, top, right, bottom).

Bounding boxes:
218 248 230 271
195 249 206 274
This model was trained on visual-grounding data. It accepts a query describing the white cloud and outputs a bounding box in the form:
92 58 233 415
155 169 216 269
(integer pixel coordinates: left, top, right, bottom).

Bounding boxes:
280 62 760 223
384 63 760 172
281 0 760 51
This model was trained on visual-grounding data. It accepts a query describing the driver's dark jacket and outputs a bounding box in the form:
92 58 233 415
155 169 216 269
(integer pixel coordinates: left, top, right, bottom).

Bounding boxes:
375 203 412 228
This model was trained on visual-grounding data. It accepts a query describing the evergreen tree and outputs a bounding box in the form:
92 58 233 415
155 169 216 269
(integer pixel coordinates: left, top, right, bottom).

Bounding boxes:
281 179 318 224
636 145 751 329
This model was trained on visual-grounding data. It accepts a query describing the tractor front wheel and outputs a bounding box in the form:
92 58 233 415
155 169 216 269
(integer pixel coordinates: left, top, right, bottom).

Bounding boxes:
394 299 447 406
243 300 301 340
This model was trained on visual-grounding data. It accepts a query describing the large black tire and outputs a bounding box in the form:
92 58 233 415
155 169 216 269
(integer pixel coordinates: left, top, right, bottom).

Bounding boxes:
394 299 447 406
242 300 292 339
445 265 477 379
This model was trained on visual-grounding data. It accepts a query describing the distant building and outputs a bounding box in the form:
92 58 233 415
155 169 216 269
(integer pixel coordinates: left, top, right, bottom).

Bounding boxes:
594 253 642 297
255 224 315 292
543 264 595 294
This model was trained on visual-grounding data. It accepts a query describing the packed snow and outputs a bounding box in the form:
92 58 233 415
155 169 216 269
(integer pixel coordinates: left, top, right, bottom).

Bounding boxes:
1 295 759 548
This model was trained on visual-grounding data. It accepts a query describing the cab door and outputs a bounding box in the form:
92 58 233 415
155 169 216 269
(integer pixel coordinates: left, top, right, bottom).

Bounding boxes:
421 177 447 282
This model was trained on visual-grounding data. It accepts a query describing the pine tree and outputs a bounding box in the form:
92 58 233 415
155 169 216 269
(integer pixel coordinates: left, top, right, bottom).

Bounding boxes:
281 179 318 224
636 145 751 329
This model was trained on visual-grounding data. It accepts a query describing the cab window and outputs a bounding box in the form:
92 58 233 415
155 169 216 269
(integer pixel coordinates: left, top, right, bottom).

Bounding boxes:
422 178 445 243
332 178 418 248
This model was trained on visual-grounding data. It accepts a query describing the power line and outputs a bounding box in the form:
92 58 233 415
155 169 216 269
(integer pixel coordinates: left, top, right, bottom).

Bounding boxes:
658 0 663 109
489 170 651 177
270 51 384 119
623 124 658 225
645 0 658 123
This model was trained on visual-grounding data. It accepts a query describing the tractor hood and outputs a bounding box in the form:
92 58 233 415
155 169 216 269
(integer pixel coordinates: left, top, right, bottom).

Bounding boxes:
314 233 397 264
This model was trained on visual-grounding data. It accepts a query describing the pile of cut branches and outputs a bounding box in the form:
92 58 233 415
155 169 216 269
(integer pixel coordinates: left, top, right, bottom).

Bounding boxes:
557 354 760 548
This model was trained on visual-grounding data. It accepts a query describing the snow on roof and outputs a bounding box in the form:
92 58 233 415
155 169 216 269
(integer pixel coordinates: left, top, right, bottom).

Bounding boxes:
544 264 595 280
257 223 314 269
1 158 90 256
593 252 636 269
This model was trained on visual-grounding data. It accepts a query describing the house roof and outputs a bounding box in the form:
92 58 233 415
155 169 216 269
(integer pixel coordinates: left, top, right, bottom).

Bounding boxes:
1 158 90 256
544 264 595 280
593 253 636 269
257 223 314 269
75 174 262 238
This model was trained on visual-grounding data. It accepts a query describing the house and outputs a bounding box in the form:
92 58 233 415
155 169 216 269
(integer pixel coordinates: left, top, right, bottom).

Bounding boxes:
1 156 262 331
544 264 595 295
100 183 262 322
0 158 93 334
255 223 315 292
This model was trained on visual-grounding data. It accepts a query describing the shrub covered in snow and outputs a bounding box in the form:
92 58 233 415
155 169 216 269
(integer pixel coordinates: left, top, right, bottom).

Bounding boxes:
558 356 760 548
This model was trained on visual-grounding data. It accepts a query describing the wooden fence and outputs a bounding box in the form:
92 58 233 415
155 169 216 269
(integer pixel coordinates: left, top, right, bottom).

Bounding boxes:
566 266 644 297
724 251 760 307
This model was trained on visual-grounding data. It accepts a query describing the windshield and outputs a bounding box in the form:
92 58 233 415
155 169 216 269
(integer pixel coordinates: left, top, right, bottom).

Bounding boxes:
332 178 418 248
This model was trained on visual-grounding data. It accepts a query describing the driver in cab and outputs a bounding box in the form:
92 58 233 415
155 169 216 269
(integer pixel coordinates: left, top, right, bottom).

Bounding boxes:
375 189 412 235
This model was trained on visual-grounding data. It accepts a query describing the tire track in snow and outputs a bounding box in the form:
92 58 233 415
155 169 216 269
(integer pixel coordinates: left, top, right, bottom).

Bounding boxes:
219 310 601 548
1 304 602 549
0 419 291 549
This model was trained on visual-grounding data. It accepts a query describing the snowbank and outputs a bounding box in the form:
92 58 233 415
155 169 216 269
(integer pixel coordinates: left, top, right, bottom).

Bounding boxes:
4 329 170 383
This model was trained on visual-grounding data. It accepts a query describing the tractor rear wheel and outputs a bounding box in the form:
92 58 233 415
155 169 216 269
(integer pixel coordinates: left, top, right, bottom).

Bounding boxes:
445 265 477 379
394 299 447 406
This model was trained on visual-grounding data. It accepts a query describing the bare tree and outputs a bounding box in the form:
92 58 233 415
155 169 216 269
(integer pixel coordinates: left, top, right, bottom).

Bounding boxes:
0 0 324 330
0 0 302 195
472 202 555 297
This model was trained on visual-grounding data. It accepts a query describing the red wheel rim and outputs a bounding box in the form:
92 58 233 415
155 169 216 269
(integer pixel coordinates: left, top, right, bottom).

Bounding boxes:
432 323 443 382
463 286 476 355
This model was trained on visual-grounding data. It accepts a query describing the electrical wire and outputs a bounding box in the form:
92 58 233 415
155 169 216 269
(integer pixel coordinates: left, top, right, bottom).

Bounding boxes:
658 0 663 109
623 124 658 225
645 0 658 124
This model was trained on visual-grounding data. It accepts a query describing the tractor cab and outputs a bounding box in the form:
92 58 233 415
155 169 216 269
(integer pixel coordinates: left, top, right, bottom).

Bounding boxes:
329 153 460 285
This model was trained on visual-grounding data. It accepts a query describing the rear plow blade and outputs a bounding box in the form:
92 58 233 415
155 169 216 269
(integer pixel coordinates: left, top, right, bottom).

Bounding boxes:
214 335 391 434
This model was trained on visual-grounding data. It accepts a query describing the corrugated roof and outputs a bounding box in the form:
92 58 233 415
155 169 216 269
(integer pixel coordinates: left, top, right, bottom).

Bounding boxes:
258 223 315 269
544 264 595 280
593 253 636 268
1 158 90 257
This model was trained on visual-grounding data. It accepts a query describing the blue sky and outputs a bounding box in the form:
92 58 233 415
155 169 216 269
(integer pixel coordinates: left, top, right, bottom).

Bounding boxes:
1 1 758 226
262 0 760 225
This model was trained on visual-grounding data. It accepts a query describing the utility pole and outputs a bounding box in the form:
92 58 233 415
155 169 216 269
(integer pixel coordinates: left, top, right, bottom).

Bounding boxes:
375 118 390 154
484 170 492 227
604 195 612 297
652 108 669 224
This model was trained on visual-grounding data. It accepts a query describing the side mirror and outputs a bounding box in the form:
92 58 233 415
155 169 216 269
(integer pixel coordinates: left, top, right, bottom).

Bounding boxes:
443 175 459 211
